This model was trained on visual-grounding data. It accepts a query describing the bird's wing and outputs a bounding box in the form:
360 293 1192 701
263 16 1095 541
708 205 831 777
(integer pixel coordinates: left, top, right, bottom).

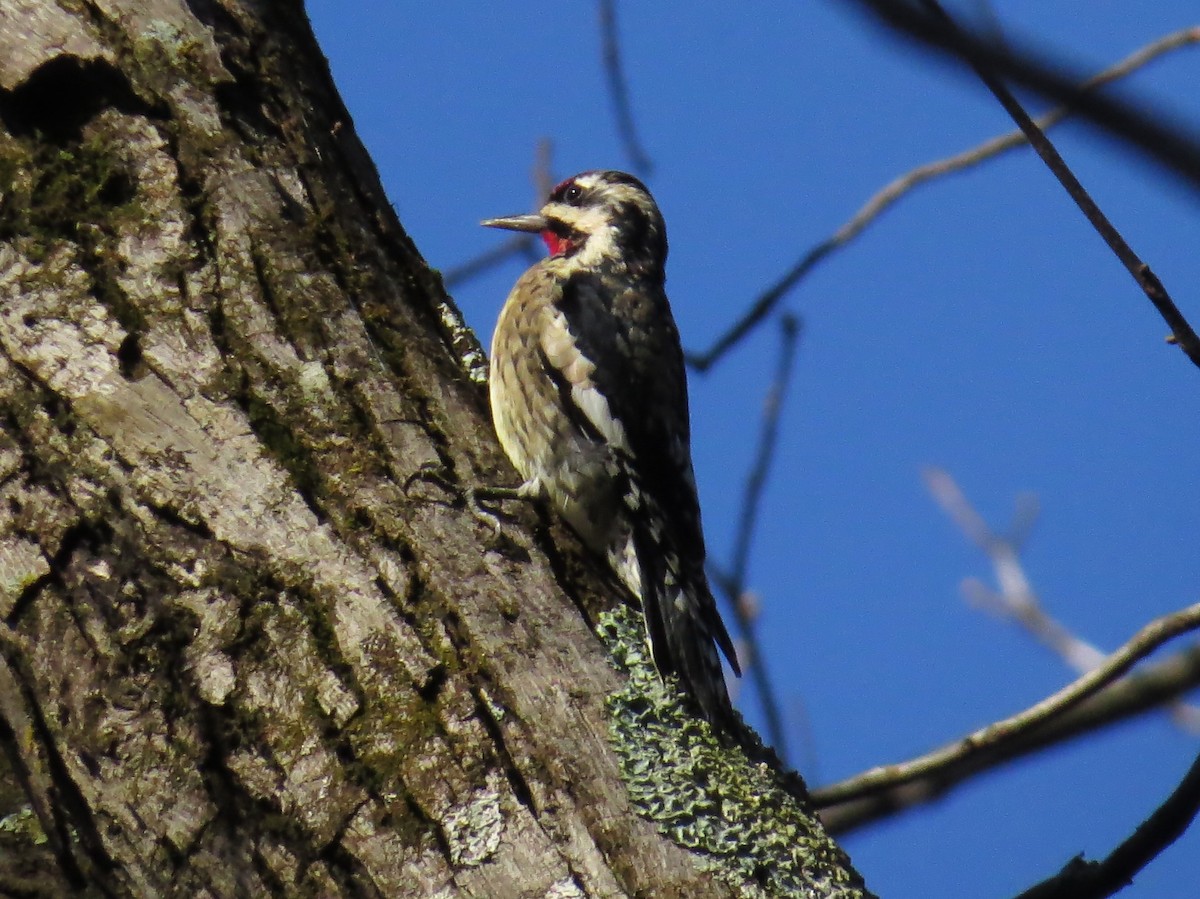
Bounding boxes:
545 269 740 678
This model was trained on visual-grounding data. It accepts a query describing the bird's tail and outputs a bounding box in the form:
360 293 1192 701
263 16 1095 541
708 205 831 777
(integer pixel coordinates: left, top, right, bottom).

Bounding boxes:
610 509 741 733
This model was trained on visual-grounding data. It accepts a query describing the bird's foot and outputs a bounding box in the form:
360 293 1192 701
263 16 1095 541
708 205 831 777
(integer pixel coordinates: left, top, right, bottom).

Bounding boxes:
465 482 538 540
404 464 538 541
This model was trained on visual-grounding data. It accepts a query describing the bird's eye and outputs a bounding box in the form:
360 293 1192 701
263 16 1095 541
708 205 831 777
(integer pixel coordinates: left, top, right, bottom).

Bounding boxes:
564 184 583 204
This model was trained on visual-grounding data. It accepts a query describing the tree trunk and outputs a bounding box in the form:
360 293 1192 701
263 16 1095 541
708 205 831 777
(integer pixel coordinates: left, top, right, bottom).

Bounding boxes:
0 2 869 895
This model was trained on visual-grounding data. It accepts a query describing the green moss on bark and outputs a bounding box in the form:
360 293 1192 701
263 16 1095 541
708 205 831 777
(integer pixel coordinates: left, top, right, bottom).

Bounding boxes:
598 606 874 899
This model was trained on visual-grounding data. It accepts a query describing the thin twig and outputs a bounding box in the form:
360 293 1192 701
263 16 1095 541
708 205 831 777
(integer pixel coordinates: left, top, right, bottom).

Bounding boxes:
819 643 1200 834
848 0 1200 189
729 315 802 591
813 601 1200 808
911 0 1200 370
708 315 803 758
1014 748 1200 899
445 140 555 289
924 466 1200 727
598 0 653 175
531 137 555 202
444 233 539 289
927 466 1113 671
688 26 1200 370
688 240 835 371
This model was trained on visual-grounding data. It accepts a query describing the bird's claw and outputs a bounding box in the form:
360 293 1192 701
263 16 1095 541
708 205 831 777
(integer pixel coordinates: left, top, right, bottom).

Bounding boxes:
465 483 535 540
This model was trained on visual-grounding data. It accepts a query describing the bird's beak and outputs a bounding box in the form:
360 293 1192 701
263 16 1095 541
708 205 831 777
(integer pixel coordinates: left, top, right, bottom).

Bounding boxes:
481 213 547 233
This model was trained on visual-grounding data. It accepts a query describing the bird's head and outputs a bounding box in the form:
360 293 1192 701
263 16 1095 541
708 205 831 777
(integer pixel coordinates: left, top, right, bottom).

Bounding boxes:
483 170 667 277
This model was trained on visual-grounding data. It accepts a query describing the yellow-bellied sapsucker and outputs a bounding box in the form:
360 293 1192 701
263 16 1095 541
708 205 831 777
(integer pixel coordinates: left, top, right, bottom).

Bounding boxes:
483 170 741 730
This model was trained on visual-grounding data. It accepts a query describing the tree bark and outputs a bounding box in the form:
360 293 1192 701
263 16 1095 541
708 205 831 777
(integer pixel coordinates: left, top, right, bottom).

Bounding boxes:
0 2 870 896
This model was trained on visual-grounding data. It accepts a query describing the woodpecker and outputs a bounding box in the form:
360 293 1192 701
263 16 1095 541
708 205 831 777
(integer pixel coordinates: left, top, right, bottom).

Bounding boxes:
482 170 741 730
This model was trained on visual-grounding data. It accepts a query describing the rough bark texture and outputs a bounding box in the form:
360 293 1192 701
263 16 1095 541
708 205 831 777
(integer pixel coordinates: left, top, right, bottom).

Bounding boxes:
0 2 870 896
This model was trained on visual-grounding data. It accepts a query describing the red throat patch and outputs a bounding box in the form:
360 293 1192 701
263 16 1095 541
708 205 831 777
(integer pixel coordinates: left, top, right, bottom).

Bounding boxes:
541 230 569 256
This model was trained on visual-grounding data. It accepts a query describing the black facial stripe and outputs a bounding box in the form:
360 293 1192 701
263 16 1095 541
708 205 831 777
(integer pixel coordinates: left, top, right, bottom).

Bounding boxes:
597 170 650 194
549 177 580 204
541 216 584 257
549 171 652 205
615 200 651 243
613 200 667 269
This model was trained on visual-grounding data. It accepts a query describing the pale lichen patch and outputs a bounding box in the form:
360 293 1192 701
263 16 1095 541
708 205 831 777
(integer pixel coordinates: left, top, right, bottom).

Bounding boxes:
0 537 49 617
189 650 236 705
0 244 127 400
437 297 488 385
443 771 505 868
0 806 47 846
544 876 590 899
598 606 873 899
314 666 360 728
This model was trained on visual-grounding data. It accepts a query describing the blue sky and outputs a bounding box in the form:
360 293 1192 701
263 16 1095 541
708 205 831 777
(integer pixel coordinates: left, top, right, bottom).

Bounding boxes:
306 3 1200 895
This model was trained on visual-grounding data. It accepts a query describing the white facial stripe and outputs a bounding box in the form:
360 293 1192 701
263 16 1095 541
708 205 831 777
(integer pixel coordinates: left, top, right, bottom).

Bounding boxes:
602 183 653 208
573 172 603 191
543 202 610 231
543 202 620 266
542 176 660 267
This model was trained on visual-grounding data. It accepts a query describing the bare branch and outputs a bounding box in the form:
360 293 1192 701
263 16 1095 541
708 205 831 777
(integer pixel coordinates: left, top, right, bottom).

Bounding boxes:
688 239 835 371
445 140 555 288
846 0 1200 189
443 233 540 289
687 27 1200 370
925 466 1200 725
728 316 803 593
819 643 1200 834
928 470 1107 668
597 0 653 175
1014 748 1200 899
813 601 1200 809
708 315 803 758
909 0 1200 370
531 137 555 202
